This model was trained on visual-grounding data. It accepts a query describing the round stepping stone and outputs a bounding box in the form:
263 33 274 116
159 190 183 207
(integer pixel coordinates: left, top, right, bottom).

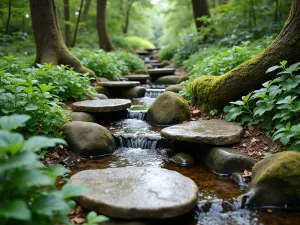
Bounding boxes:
70 167 198 219
99 81 140 87
72 99 131 112
123 75 150 81
161 120 243 145
148 68 176 75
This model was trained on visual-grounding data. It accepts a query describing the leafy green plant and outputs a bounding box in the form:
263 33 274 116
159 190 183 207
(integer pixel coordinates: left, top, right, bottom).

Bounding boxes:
224 61 300 151
125 36 155 50
112 51 145 72
83 211 109 225
158 44 178 61
0 114 87 225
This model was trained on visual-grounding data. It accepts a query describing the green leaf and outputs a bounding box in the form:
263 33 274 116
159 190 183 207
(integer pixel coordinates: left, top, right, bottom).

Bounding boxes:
242 92 253 103
46 165 70 177
13 170 54 187
62 183 88 199
280 61 288 67
0 200 31 220
22 136 67 152
38 84 55 93
25 104 38 111
0 130 24 155
0 114 31 131
287 62 300 73
266 65 281 73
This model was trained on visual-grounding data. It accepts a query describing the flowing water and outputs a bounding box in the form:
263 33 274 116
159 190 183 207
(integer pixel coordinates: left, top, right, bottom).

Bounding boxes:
71 93 300 225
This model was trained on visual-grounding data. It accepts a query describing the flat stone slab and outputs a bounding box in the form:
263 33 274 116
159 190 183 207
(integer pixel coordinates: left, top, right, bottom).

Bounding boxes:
70 167 198 219
161 120 243 145
99 81 140 87
123 75 150 81
72 99 131 112
148 68 176 75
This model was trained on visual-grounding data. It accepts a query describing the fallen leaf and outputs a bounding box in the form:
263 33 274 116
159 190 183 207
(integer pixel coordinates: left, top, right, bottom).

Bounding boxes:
263 147 269 151
242 169 252 178
51 152 60 159
71 217 85 224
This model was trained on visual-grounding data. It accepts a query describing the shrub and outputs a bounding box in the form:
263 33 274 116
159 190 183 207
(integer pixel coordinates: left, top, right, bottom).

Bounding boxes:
125 36 155 50
158 44 178 61
112 51 145 72
111 36 133 51
0 114 87 225
224 61 300 151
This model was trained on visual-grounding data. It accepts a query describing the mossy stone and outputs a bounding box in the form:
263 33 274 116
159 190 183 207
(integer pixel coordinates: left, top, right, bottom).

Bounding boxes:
70 112 96 123
146 91 190 126
155 75 181 85
95 86 111 96
165 85 183 93
170 153 195 167
121 86 146 98
246 151 300 207
94 93 108 99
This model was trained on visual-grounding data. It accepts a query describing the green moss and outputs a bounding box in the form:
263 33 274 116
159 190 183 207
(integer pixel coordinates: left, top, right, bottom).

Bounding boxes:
95 86 110 96
251 151 300 197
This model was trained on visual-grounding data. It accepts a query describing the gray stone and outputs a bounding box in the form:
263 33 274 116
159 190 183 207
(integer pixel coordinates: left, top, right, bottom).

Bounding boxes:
94 93 108 99
203 147 255 175
70 167 198 219
157 148 176 158
170 153 195 167
161 120 243 145
146 92 190 126
63 121 116 157
178 75 189 83
121 86 146 98
245 151 300 208
155 75 181 85
231 172 248 188
99 77 109 82
73 99 131 112
70 112 96 123
148 68 176 75
123 75 150 81
165 85 183 93
99 81 140 87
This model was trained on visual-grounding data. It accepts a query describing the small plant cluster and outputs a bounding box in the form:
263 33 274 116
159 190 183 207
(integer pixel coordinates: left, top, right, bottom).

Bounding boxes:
225 61 300 151
73 49 145 80
180 37 272 100
0 114 87 225
124 36 155 50
158 44 178 61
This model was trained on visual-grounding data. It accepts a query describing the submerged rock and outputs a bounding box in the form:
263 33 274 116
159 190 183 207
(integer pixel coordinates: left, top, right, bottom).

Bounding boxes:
170 152 195 167
246 151 300 208
165 85 183 93
70 112 96 123
63 121 116 157
203 147 255 175
161 120 243 145
146 91 190 126
70 167 198 219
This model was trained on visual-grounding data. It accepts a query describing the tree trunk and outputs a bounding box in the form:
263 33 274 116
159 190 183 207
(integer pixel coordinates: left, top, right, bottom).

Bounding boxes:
81 0 91 28
5 0 12 33
97 0 115 52
191 0 210 31
63 0 71 47
29 0 97 80
192 0 300 111
0 0 3 18
71 0 84 47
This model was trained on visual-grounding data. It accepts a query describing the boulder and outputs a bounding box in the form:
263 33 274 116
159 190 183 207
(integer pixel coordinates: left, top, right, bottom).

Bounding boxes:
121 86 146 98
95 86 110 96
155 75 181 85
63 121 116 157
246 151 300 208
94 93 108 99
70 112 96 123
146 92 190 126
170 153 195 167
165 85 183 93
203 147 255 175
161 120 243 145
178 75 189 83
70 167 198 219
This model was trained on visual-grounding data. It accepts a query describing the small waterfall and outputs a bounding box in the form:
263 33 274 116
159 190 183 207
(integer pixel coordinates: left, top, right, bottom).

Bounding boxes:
145 89 165 98
127 110 146 120
118 136 159 150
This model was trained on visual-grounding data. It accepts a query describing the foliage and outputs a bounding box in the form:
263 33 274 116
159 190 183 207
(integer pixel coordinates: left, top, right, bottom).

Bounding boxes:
158 44 178 61
180 37 272 99
224 62 300 151
112 51 145 72
125 36 155 50
111 36 133 51
0 114 87 225
83 211 109 225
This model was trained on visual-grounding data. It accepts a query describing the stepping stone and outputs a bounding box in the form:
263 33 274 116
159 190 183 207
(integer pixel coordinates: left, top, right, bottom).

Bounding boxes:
155 75 181 85
70 167 198 219
73 99 131 112
161 120 243 145
148 68 176 75
123 75 150 83
99 81 140 87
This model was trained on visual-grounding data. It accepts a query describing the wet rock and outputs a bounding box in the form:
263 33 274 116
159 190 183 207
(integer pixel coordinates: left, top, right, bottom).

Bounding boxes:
161 120 243 145
203 147 255 175
146 92 190 126
63 121 116 157
94 93 108 99
73 99 131 113
178 75 189 83
165 85 183 93
123 75 150 84
121 86 146 98
99 81 140 87
170 153 195 167
157 148 176 157
70 112 96 123
246 151 300 208
70 167 198 219
231 172 248 189
155 75 181 85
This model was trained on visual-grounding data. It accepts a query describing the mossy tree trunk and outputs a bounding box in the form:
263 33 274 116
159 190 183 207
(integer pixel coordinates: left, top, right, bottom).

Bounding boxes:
191 0 210 31
80 0 91 32
5 0 12 33
29 0 96 79
97 0 115 52
63 0 71 47
192 0 300 111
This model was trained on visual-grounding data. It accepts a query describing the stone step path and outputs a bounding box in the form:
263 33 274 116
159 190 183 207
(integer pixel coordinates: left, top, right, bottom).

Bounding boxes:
70 167 198 219
148 68 176 75
123 75 150 84
72 99 131 112
99 81 140 87
160 120 243 145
